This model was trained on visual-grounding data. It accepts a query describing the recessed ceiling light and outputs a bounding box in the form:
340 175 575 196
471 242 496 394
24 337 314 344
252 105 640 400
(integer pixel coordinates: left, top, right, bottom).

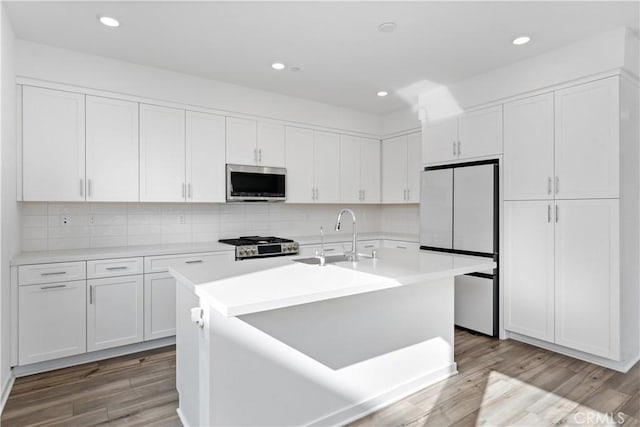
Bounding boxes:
512 36 531 46
98 16 120 27
271 62 286 71
377 91 388 97
378 22 397 33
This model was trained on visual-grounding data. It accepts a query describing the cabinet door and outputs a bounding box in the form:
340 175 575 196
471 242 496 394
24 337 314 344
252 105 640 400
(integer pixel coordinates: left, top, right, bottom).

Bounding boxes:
144 273 177 340
86 96 139 202
406 132 422 203
257 122 285 167
340 135 362 202
22 86 85 201
314 131 341 203
554 77 619 199
554 199 619 359
421 117 457 164
382 135 407 203
503 201 555 342
285 127 315 203
18 280 86 365
87 275 144 352
504 93 554 200
458 105 503 159
139 104 186 202
226 117 257 165
186 111 226 203
361 139 381 202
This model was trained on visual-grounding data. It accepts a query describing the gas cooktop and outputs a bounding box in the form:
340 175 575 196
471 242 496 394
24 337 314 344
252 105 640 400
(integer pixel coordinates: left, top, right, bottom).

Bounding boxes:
218 236 299 260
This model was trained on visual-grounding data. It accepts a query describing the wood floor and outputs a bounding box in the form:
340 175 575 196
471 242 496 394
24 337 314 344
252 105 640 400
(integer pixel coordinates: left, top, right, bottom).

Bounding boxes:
2 329 638 426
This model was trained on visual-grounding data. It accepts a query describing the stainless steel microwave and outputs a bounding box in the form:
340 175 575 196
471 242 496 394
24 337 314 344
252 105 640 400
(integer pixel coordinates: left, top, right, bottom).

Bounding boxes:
226 164 286 202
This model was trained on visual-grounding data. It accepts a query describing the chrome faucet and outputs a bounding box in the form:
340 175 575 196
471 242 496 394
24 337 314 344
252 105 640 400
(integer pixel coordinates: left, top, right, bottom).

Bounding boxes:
334 208 358 261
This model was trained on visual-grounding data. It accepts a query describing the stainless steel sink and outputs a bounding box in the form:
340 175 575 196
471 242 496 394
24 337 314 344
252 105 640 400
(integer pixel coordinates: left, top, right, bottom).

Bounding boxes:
293 254 350 265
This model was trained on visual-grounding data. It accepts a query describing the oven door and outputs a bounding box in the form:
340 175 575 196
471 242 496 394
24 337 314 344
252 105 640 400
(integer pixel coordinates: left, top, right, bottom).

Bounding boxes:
226 164 286 202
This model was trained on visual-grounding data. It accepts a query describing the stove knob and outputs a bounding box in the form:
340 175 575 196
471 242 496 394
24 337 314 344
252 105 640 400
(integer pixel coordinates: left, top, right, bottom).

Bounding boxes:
239 249 247 256
251 248 257 255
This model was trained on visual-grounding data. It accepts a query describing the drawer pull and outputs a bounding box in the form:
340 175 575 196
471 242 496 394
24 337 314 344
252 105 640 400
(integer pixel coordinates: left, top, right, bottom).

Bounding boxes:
185 260 203 264
364 245 374 248
40 271 67 276
396 246 407 249
323 248 335 252
40 284 67 290
106 266 128 271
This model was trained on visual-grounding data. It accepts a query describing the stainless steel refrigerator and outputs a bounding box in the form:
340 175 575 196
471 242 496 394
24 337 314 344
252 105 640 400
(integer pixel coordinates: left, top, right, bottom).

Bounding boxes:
420 159 498 336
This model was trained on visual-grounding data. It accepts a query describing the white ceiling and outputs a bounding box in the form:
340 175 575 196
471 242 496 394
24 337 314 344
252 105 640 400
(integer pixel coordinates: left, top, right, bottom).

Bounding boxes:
5 1 639 115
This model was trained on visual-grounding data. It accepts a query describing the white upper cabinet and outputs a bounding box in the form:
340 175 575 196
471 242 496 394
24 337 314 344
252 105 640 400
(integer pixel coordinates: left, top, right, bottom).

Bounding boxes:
554 77 619 199
285 127 315 203
226 117 285 167
313 131 341 203
457 105 503 160
422 105 502 165
186 111 226 203
22 86 85 201
340 135 362 202
360 139 381 203
139 104 186 202
382 135 407 203
504 93 555 201
554 199 620 359
382 132 421 203
257 122 285 167
422 117 457 164
86 96 139 202
226 117 257 165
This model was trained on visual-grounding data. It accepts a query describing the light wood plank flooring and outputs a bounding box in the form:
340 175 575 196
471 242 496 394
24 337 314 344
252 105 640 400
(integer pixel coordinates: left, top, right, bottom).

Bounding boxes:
2 329 638 426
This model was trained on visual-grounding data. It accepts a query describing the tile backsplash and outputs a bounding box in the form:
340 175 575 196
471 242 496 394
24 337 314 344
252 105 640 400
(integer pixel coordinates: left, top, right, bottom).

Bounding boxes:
20 202 419 252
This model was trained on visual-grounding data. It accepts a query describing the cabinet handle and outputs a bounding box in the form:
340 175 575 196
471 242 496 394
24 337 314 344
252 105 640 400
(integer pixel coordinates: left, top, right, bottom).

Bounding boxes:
80 179 84 197
407 189 410 200
40 284 67 290
452 141 456 156
188 183 192 199
106 266 128 271
87 179 93 197
547 177 552 195
258 149 262 163
555 205 559 223
89 285 94 304
396 245 407 249
364 244 375 248
362 189 365 201
457 140 461 157
41 271 66 276
182 183 186 198
253 148 258 162
315 188 319 200
547 205 551 223
311 188 315 200
324 248 335 252
185 259 203 264
555 176 559 195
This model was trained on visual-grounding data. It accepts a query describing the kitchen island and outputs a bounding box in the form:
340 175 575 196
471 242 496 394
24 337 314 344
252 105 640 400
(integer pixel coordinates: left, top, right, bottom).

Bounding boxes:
170 248 496 427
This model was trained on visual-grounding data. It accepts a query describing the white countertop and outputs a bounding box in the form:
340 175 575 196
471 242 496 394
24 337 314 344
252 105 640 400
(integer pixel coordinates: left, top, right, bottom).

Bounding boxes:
11 232 418 266
169 248 496 317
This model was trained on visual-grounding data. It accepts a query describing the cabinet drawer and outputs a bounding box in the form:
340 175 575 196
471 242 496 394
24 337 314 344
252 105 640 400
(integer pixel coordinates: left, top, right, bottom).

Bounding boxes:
18 261 86 286
383 240 420 251
87 257 144 279
144 251 234 274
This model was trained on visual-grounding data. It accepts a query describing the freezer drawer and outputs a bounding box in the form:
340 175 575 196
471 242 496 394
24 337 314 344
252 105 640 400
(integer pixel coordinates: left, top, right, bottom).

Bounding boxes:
454 273 495 336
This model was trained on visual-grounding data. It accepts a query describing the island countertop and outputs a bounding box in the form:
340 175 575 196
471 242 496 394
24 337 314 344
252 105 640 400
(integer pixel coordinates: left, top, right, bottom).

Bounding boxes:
169 248 496 317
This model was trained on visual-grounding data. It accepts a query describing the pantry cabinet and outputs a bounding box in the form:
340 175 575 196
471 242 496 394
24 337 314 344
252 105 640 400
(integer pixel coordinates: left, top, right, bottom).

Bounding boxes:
18 280 86 365
22 86 86 201
139 104 186 202
226 117 285 167
87 275 144 352
86 96 139 202
382 132 421 203
422 105 502 165
340 135 380 203
186 111 226 203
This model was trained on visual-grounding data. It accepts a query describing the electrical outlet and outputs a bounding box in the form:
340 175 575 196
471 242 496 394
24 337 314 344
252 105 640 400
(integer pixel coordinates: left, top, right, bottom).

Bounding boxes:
60 215 70 225
89 215 95 225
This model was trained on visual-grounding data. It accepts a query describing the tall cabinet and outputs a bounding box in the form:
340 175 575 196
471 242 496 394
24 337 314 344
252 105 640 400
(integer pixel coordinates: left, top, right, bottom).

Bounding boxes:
504 76 637 365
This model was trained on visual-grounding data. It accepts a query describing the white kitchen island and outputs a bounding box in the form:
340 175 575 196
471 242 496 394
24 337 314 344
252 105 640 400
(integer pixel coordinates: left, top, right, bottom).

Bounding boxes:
170 248 496 427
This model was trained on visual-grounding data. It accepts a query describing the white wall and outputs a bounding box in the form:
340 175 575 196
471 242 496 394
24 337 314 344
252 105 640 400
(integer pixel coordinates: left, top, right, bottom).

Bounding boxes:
380 106 421 138
15 41 382 137
0 3 18 403
419 27 637 118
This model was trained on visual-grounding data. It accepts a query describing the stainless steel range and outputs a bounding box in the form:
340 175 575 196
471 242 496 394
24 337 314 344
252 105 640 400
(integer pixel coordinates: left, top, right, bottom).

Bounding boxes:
218 236 299 260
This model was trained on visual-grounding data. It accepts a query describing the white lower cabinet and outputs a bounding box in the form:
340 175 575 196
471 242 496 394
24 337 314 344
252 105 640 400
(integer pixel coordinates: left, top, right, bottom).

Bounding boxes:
382 240 420 251
144 273 177 340
505 199 621 360
18 280 86 365
87 275 144 352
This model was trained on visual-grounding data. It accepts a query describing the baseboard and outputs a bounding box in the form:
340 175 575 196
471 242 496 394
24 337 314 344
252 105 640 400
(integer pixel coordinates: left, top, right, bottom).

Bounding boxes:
13 336 176 377
176 407 190 427
507 332 638 373
1 372 16 415
307 362 458 427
